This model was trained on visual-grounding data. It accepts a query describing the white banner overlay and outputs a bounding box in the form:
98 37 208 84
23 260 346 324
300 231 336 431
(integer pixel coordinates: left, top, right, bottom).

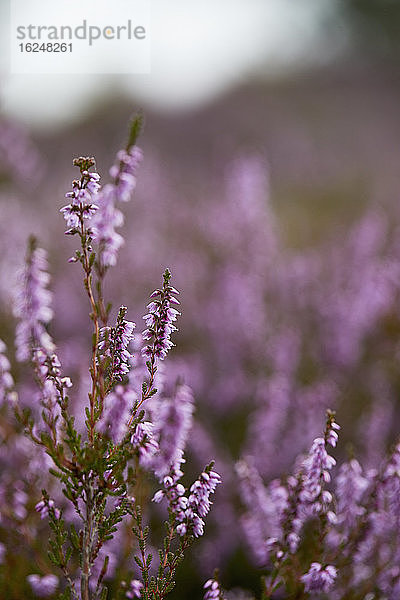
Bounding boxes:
10 0 151 74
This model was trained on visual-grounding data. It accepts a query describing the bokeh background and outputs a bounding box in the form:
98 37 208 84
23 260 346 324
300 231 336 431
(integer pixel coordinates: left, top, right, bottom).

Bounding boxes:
2 1 400 598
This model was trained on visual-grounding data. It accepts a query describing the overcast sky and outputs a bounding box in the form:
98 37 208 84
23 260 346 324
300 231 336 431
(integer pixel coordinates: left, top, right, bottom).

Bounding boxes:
0 0 344 129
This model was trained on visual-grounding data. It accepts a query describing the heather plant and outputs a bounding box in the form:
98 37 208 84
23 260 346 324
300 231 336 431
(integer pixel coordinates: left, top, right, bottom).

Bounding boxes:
0 116 221 599
2 114 400 599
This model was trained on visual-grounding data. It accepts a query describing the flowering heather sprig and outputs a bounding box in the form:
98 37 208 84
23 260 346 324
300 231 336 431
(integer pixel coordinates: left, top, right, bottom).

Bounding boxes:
300 562 337 593
300 410 339 517
97 385 136 443
154 462 221 538
4 120 224 600
98 306 135 384
142 269 180 361
60 156 100 235
27 574 59 597
14 237 55 362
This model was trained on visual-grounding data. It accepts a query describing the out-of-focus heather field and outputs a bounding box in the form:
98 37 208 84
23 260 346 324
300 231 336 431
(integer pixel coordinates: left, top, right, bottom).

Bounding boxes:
2 4 400 599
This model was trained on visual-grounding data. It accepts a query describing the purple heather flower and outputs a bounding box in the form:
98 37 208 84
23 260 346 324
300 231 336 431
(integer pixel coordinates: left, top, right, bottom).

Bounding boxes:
204 577 223 600
301 437 336 503
14 239 55 362
60 156 100 235
35 498 60 520
300 415 339 513
126 579 143 599
27 574 59 597
153 465 220 539
301 563 337 593
30 349 72 435
98 385 136 443
142 269 180 361
98 306 135 382
0 542 5 564
183 469 221 537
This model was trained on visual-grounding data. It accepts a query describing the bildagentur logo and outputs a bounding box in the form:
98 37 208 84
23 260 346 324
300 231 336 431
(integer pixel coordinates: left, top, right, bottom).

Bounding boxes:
16 19 147 46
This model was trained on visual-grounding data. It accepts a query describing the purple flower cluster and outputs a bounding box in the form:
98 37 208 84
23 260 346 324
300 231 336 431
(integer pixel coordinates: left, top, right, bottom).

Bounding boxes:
236 412 340 582
97 385 136 443
30 349 72 436
14 239 55 362
60 157 100 235
27 574 59 597
93 145 142 268
33 348 72 389
186 470 222 536
301 562 337 593
154 466 221 538
98 306 135 382
142 270 180 360
300 438 337 509
203 577 223 600
35 497 61 520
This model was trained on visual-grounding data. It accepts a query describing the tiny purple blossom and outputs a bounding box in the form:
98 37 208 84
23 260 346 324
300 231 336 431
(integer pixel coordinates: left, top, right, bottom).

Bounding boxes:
35 498 60 520
301 562 337 593
126 579 143 599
